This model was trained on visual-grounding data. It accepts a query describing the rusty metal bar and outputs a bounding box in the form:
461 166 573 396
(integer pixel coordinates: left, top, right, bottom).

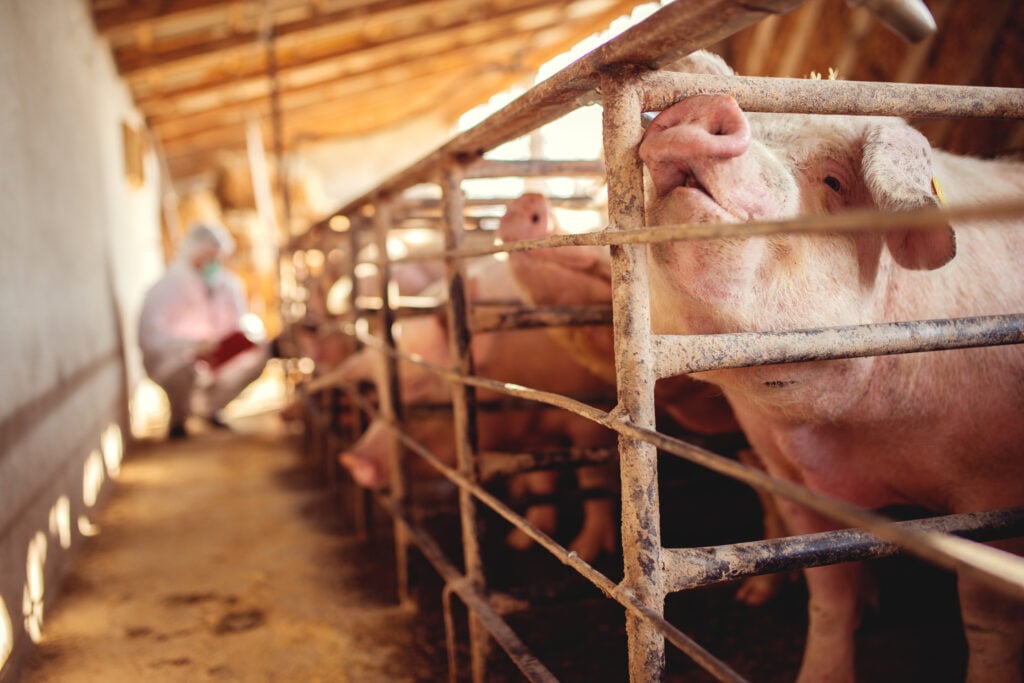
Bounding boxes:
374 195 412 607
377 496 560 683
601 69 668 683
439 156 492 683
380 199 1024 265
654 314 1024 376
477 447 616 481
463 158 605 179
471 303 613 333
639 70 1024 119
663 508 1024 593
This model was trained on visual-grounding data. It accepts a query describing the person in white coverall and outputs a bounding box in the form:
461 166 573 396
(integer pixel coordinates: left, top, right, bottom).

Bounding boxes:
138 223 272 439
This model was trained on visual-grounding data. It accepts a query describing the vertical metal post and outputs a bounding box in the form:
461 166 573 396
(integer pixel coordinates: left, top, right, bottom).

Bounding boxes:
602 71 666 681
346 217 371 541
374 195 412 606
440 155 490 681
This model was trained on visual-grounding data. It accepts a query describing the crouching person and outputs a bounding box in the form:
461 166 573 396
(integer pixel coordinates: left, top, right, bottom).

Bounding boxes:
139 223 274 439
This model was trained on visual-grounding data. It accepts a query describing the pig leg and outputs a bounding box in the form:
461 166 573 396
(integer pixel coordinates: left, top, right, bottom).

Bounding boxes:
775 500 864 683
734 449 790 606
957 537 1024 683
506 471 559 551
567 465 618 563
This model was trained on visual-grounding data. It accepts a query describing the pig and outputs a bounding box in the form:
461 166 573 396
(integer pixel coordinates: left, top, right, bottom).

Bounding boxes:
498 193 789 605
498 193 740 435
337 256 621 563
638 50 1024 682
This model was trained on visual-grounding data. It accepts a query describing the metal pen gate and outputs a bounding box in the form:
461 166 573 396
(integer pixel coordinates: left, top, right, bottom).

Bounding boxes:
286 1 1024 680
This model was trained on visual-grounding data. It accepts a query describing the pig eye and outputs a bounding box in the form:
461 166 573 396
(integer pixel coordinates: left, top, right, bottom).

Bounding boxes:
824 175 843 193
531 213 540 223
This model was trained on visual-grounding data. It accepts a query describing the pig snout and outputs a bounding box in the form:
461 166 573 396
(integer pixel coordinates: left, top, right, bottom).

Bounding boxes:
338 420 390 489
498 193 551 241
640 95 751 198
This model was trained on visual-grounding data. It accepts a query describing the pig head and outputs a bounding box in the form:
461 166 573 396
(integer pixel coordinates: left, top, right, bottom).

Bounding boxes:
640 51 1024 682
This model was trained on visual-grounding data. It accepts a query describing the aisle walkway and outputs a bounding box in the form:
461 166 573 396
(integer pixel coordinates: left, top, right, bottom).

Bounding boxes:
19 388 443 682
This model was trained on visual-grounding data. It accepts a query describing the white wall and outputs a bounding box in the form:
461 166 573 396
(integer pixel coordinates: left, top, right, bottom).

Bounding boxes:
0 0 163 679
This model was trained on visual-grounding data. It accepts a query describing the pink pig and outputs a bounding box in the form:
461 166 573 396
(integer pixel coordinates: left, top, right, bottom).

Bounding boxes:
498 193 740 436
498 193 789 605
639 51 1024 682
337 256 620 562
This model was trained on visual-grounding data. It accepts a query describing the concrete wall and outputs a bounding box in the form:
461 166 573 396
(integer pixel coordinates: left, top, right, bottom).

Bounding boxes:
0 0 163 679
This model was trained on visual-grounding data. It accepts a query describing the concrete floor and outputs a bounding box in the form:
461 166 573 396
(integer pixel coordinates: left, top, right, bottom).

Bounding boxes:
19 410 444 683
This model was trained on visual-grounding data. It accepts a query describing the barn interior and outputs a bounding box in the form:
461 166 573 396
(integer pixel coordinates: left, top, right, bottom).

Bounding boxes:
2 0 1023 682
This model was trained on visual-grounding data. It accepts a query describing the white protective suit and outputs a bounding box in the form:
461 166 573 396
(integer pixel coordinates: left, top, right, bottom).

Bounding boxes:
138 224 269 430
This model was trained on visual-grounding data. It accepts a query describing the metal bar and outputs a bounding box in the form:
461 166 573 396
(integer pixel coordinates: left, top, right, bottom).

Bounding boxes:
439 156 491 683
463 158 605 179
377 496 560 683
378 199 1024 265
601 69 669 683
374 195 412 607
662 508 1024 593
471 303 613 333
654 314 1024 377
477 447 617 481
441 584 460 683
639 70 1024 119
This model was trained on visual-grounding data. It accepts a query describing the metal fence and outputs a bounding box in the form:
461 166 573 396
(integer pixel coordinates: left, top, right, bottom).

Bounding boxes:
287 1 1024 680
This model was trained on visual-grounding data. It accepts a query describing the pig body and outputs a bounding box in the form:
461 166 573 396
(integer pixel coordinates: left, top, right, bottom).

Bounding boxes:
639 51 1024 681
338 256 620 562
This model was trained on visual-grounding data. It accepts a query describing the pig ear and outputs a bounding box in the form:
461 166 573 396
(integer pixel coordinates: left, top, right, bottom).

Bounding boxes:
664 50 735 76
862 123 955 270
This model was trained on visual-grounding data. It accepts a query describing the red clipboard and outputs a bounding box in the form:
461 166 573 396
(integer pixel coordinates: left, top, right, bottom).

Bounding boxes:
196 330 257 369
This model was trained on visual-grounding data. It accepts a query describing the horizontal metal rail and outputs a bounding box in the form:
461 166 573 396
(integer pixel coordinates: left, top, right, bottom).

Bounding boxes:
663 508 1024 593
478 447 616 481
471 303 613 333
655 314 1024 376
640 70 1024 118
463 159 605 179
349 325 1024 603
378 199 1024 265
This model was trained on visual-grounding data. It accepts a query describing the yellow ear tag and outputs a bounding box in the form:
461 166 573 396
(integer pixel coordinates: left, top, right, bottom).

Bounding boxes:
931 176 949 208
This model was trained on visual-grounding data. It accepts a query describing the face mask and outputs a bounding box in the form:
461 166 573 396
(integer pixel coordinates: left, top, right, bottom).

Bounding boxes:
201 261 221 283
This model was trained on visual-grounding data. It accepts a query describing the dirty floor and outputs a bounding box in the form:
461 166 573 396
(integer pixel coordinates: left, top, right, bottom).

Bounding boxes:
19 411 445 683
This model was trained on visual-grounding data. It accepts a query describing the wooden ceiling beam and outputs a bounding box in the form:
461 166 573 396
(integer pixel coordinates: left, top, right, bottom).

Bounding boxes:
92 0 242 35
111 0 571 77
152 0 631 149
133 2 573 115
151 55 513 143
160 70 484 180
156 65 482 154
